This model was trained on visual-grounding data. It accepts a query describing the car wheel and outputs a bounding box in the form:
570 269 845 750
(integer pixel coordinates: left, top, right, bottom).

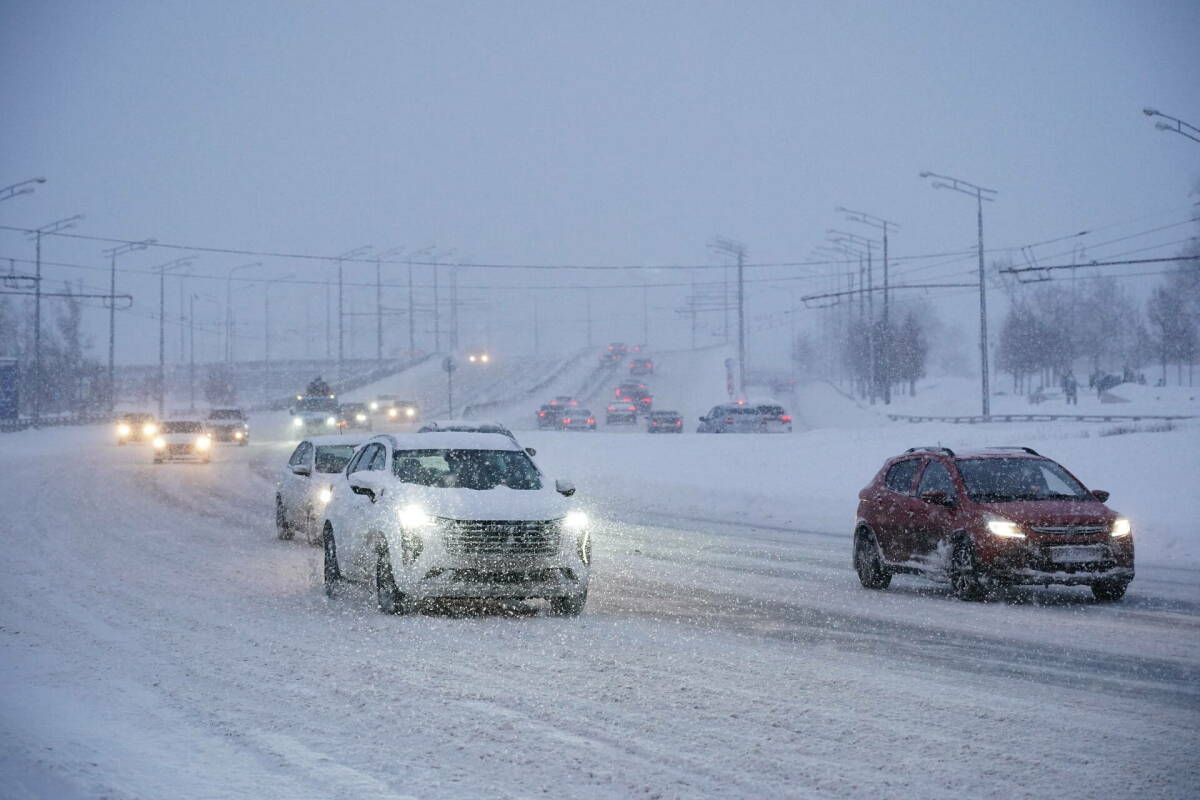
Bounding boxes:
548 591 587 616
239 439 248 447
275 494 294 540
1091 578 1129 602
950 538 988 601
322 526 340 597
375 545 415 615
854 530 892 589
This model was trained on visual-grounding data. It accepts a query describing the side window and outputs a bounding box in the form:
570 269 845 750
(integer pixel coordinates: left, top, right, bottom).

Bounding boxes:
884 459 920 495
368 446 387 471
345 445 371 476
917 461 957 501
288 443 308 467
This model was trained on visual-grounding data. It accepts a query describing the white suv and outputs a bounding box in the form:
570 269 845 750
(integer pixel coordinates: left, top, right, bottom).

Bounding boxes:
320 432 590 615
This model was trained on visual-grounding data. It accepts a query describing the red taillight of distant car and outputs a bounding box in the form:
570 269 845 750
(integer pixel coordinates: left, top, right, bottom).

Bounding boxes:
587 418 595 424
675 420 682 425
724 417 734 424
538 412 545 417
562 417 572 424
781 415 792 422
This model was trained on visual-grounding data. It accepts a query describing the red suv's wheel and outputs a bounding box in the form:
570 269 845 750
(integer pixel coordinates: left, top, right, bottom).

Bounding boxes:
854 529 891 589
1091 579 1129 602
950 539 989 601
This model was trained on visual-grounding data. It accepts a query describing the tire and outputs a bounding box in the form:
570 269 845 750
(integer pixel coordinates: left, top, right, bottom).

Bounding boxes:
549 591 587 616
275 495 294 540
375 546 415 615
1091 578 1129 602
950 538 988 601
239 439 248 447
854 530 892 589
322 526 340 597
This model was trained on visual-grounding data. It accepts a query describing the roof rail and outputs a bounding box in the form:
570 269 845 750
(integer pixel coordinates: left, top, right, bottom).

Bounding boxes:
985 446 1041 456
904 446 956 457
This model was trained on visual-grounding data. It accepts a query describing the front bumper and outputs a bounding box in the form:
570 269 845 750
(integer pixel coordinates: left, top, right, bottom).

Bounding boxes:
978 535 1134 586
209 426 248 442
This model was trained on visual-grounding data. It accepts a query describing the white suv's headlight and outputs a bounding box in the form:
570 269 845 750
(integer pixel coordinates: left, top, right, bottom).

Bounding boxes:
985 516 1025 539
1111 517 1131 537
292 417 303 427
405 407 415 417
398 505 433 529
563 510 588 531
195 435 211 450
355 413 367 422
325 416 337 426
117 423 131 436
152 437 166 449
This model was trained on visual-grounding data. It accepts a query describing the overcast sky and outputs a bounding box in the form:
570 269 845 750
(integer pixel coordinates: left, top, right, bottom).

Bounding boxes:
2 0 1198 365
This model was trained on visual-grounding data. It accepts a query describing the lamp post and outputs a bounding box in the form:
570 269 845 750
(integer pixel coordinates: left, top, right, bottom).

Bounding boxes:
154 257 195 418
708 237 748 394
836 208 899 404
225 262 261 363
0 177 46 203
827 229 880 403
336 246 372 380
429 248 456 353
101 239 155 411
1142 107 1200 144
266 274 296 406
29 215 84 424
920 170 998 417
188 294 220 411
375 247 407 366
404 246 434 357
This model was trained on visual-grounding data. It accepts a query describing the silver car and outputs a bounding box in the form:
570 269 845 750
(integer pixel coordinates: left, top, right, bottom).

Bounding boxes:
277 434 364 544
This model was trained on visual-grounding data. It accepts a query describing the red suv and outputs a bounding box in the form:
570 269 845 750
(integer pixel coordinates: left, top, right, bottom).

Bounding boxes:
853 446 1134 601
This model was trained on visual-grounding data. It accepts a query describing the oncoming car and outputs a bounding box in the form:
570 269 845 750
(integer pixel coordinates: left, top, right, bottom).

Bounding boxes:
115 412 158 444
152 420 212 463
321 432 590 615
277 435 364 544
291 395 340 435
374 397 421 424
853 446 1134 602
206 407 249 445
337 402 373 431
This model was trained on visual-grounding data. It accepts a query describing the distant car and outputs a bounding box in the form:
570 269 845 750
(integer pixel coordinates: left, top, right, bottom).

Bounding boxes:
115 412 158 445
754 404 793 433
616 381 653 412
601 342 626 363
291 395 340 435
337 402 373 431
629 358 654 376
277 435 364 544
605 401 638 424
536 404 565 429
321 432 589 615
853 446 1135 602
375 397 420 423
551 395 580 408
466 351 491 364
560 409 596 431
206 407 249 445
152 420 212 463
418 420 532 454
697 403 763 433
646 410 683 433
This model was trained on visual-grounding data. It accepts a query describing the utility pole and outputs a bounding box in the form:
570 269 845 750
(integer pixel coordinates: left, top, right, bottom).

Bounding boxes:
154 257 194 418
374 247 407 367
826 231 878 403
709 237 748 393
189 293 196 412
336 245 372 381
265 273 295 406
450 263 460 351
585 290 592 348
921 171 997 417
101 239 153 412
30 215 83 424
837 208 899 404
225 262 260 363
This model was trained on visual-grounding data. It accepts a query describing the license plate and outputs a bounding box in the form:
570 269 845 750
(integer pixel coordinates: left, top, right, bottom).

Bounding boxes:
1049 545 1107 564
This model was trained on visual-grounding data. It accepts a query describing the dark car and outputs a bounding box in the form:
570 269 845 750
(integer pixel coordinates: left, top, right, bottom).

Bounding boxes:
646 410 683 433
629 358 654 376
560 409 596 431
616 381 653 412
601 342 627 363
206 408 250 445
852 446 1134 602
536 404 564 429
337 402 373 431
606 401 638 425
697 403 761 433
115 412 158 444
754 404 793 433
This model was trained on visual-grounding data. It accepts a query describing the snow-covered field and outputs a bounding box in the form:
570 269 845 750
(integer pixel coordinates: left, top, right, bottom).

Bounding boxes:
2 356 1198 798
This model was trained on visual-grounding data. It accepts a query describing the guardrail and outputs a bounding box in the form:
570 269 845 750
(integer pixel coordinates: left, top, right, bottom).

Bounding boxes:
1 413 114 433
888 412 1195 424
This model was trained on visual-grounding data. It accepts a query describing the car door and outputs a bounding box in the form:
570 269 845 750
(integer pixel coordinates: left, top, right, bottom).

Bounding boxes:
282 441 313 526
327 444 372 575
910 459 960 565
872 458 922 562
344 443 388 579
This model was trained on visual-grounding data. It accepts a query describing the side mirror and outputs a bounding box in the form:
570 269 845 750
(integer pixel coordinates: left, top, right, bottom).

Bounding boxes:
555 479 576 497
525 447 537 457
920 489 952 506
698 416 707 423
349 471 384 502
290 463 311 477
1092 489 1110 503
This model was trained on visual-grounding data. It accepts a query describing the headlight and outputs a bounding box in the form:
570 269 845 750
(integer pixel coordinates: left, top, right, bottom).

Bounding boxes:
292 417 303 427
355 414 366 422
152 437 166 449
369 402 379 411
117 423 131 436
388 408 398 418
398 505 433 529
325 416 337 426
985 517 1025 539
318 487 333 505
195 436 211 450
405 407 415 417
564 510 588 531
143 423 158 436
234 431 244 439
1111 517 1131 537
480 354 489 363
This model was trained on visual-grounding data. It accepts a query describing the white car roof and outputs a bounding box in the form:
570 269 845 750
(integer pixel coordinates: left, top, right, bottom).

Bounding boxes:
379 432 522 451
303 434 370 447
421 419 511 431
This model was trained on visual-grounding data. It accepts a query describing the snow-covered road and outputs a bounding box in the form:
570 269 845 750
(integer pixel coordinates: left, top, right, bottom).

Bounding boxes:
2 421 1197 799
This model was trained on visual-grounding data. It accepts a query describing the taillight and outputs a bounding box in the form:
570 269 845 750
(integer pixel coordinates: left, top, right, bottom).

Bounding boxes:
641 397 651 403
562 418 572 424
781 415 792 422
675 420 682 425
538 412 545 417
724 417 734 424
587 418 595 424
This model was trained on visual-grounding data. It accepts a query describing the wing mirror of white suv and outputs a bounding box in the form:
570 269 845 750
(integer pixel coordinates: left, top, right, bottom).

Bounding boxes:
349 471 386 502
525 447 537 457
556 479 576 497
290 463 311 477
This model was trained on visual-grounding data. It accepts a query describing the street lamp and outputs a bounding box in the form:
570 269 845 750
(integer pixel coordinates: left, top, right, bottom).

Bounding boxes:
836 208 899 404
1142 107 1200 144
708 237 748 394
375 247 408 366
428 248 456 352
28 214 84 424
265 273 296 406
188 293 221 412
102 239 155 411
405 246 435 356
825 232 880 403
0 177 46 203
154 257 196 418
920 170 998 417
225 262 261 363
336 246 372 380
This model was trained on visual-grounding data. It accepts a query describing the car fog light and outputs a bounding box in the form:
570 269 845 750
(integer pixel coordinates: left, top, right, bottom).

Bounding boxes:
564 510 588 531
985 517 1025 539
398 505 433 529
152 437 166 449
318 486 333 504
1111 517 1131 537
292 417 303 428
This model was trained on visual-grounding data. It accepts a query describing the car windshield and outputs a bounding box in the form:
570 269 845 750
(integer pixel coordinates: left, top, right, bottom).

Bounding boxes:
957 458 1092 502
341 404 366 413
161 421 204 433
314 445 356 473
392 448 542 490
296 398 337 412
208 409 244 420
122 413 154 423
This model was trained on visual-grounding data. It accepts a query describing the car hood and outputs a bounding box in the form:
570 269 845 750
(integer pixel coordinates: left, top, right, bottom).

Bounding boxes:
388 484 568 522
974 499 1115 527
161 432 205 443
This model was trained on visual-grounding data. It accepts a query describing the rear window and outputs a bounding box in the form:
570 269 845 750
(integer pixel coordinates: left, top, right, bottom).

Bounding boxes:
757 406 785 416
296 398 338 412
885 459 920 494
162 421 204 434
208 409 245 420
314 445 356 473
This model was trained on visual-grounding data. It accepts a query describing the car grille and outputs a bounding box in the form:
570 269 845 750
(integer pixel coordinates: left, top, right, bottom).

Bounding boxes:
442 520 561 557
167 443 193 454
1030 525 1108 536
